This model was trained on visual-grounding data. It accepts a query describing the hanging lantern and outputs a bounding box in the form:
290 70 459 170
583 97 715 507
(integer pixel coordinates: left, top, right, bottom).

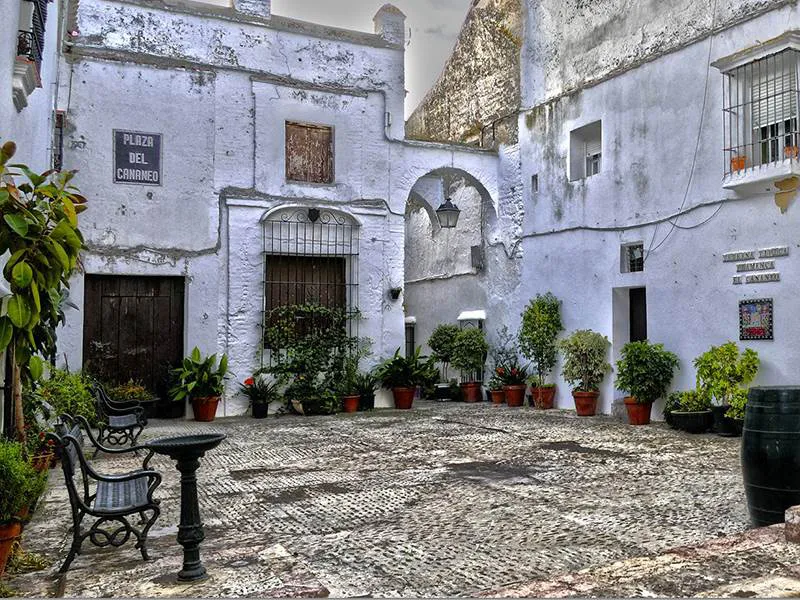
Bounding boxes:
436 198 460 228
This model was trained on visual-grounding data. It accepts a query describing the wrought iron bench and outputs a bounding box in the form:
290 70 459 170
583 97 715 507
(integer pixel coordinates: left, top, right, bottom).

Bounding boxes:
47 419 162 573
91 383 147 450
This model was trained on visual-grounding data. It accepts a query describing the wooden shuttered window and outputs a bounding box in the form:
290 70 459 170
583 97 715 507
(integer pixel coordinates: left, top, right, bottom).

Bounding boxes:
285 122 334 184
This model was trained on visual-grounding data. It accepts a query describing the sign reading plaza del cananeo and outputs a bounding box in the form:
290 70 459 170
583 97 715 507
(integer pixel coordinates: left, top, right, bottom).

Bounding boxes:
113 130 162 185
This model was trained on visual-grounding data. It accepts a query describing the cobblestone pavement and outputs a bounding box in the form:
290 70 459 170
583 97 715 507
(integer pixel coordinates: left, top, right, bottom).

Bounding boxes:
8 401 795 597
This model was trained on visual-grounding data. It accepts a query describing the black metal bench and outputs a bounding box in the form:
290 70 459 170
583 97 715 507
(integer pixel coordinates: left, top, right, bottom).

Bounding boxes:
47 417 162 573
91 383 147 450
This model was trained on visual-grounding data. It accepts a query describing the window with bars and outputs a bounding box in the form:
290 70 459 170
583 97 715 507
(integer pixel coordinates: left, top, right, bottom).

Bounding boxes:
621 243 645 273
722 49 800 175
17 0 48 76
285 122 334 184
569 121 602 180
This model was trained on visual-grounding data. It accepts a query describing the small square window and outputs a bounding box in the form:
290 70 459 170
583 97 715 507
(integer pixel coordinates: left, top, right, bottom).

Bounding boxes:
621 243 644 273
569 121 602 181
531 173 539 194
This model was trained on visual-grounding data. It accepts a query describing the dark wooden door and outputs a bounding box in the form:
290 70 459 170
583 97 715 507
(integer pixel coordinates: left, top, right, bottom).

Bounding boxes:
83 275 184 399
629 287 648 342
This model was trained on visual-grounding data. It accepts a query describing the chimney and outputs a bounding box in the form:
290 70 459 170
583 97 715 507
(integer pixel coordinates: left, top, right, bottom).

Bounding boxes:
234 0 270 19
373 4 406 46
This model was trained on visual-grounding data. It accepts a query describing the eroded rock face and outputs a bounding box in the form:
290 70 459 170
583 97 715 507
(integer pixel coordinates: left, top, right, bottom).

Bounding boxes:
406 0 523 148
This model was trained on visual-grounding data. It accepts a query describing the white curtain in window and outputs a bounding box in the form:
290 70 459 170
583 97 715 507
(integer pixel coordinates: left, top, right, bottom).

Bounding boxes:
752 56 798 128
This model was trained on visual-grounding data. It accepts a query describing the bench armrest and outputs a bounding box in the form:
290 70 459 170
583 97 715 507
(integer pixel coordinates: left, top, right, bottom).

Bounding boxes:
71 415 153 467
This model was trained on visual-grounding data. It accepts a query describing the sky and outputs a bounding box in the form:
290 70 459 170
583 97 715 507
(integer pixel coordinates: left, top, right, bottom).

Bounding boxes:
270 0 473 117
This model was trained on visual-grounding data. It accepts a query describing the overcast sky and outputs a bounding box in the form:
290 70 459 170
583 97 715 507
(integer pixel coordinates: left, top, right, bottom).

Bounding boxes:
271 0 472 117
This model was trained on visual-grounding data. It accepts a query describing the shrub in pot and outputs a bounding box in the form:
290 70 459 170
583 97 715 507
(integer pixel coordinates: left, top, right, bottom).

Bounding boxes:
428 324 460 385
450 328 489 403
519 293 563 409
498 359 529 407
722 388 747 437
375 348 436 409
170 347 229 422
559 330 611 416
671 389 713 433
615 340 679 425
240 372 280 419
336 354 363 414
487 371 505 405
694 342 758 436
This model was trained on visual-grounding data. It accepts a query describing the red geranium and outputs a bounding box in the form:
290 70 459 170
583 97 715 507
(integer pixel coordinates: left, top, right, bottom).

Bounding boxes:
496 367 505 376
244 377 255 386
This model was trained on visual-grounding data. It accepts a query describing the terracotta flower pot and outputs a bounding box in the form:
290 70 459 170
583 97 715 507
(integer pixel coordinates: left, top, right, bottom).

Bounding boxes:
191 396 220 422
0 521 22 577
504 385 526 407
624 396 652 425
730 155 746 171
531 386 556 409
392 387 415 410
572 390 599 416
784 145 799 159
489 389 505 405
342 394 360 413
460 382 483 403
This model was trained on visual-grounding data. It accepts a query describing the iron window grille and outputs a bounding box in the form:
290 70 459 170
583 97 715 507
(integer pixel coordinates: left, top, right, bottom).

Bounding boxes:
722 49 800 176
621 243 644 273
17 0 49 75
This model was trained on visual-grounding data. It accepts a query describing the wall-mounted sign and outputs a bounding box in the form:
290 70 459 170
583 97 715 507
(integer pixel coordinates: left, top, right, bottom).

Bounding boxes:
736 260 775 272
758 246 789 259
723 250 755 262
113 130 162 186
740 298 773 341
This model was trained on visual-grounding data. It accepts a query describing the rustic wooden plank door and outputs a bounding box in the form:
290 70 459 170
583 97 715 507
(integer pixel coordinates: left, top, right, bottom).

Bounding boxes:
83 275 184 399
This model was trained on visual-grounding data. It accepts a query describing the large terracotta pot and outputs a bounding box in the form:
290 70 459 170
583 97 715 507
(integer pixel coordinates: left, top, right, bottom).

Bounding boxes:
489 389 505 405
624 396 652 425
342 394 360 413
504 385 527 407
531 386 556 409
0 521 22 577
461 382 483 403
191 396 220 422
392 387 415 410
572 390 599 416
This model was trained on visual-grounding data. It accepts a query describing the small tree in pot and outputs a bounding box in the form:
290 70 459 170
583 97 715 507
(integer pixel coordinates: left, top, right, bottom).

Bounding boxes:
170 347 229 422
450 328 489 403
519 293 563 409
428 324 460 382
559 330 611 416
615 340 679 425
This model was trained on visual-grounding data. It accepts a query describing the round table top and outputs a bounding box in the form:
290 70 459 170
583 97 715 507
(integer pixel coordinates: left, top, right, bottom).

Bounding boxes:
146 433 227 456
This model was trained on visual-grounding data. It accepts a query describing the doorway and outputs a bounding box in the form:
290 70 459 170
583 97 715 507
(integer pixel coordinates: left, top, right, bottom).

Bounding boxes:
629 287 647 342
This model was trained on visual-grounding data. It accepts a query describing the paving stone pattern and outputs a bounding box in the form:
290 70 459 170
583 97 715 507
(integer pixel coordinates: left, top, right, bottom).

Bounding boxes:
12 402 752 597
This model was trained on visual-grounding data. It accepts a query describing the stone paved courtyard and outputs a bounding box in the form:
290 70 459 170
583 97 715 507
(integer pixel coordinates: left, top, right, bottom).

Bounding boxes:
8 402 800 597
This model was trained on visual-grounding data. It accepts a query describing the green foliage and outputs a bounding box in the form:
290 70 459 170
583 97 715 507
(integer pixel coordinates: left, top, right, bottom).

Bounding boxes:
36 369 97 426
284 375 339 415
494 360 529 385
0 141 86 381
519 293 563 387
487 372 504 391
450 328 488 378
726 388 748 419
170 347 228 402
354 370 379 397
375 347 437 389
239 373 280 406
663 391 682 422
558 330 611 392
428 324 460 365
0 440 46 522
614 340 679 404
677 389 711 412
694 342 759 406
106 380 155 404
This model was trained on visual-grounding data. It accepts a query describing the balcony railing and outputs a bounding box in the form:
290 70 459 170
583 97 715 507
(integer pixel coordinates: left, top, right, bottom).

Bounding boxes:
17 29 43 71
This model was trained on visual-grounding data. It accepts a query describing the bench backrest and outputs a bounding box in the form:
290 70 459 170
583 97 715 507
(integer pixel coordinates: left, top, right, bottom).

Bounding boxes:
49 418 92 506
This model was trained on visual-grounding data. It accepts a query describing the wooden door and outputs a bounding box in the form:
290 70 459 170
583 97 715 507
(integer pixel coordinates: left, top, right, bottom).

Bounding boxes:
629 287 648 343
83 275 184 399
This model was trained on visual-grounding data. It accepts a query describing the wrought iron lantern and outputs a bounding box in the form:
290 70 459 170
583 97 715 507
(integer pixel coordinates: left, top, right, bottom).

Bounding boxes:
435 198 460 229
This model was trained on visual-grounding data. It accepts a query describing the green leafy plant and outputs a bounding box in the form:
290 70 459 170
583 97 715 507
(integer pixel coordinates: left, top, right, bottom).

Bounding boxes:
614 340 679 404
106 380 155 404
170 347 229 402
36 369 98 426
450 328 488 381
726 388 748 420
239 372 280 406
495 360 530 386
375 347 437 389
559 330 611 392
663 391 682 425
428 324 460 381
487 372 504 391
694 342 759 406
0 440 46 522
0 141 86 443
677 389 712 412
519 293 563 388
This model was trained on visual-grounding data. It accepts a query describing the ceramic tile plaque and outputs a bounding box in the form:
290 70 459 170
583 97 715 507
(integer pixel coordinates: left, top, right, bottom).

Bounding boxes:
739 298 773 341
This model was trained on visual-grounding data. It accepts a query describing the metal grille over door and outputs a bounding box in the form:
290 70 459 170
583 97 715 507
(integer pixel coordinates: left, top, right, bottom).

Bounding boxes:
262 208 359 358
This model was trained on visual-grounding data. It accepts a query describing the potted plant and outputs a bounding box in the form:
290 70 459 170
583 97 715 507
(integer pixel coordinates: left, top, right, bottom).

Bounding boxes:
519 293 563 410
375 348 436 410
337 355 362 413
730 155 746 171
559 330 611 416
694 342 759 437
355 371 379 411
428 324 460 382
663 391 682 429
170 347 229 422
500 359 529 407
670 389 713 433
724 388 747 436
487 370 505 404
450 328 489 403
614 340 679 425
0 441 45 575
240 372 280 419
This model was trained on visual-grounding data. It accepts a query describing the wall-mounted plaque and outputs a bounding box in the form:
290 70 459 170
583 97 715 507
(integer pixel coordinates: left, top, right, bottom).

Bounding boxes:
739 298 773 341
113 130 162 185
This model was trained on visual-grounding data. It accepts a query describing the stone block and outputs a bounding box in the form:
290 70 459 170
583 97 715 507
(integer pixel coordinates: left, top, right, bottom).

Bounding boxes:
786 505 800 543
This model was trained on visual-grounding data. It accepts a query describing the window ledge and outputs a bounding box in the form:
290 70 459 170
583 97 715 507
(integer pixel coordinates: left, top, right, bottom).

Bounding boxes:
12 58 39 112
722 160 800 192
